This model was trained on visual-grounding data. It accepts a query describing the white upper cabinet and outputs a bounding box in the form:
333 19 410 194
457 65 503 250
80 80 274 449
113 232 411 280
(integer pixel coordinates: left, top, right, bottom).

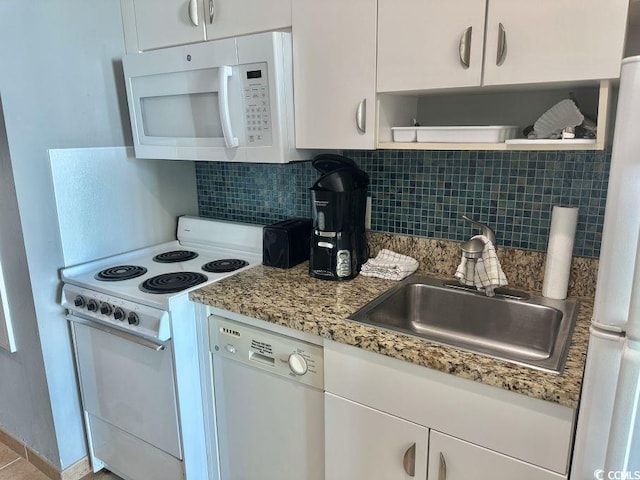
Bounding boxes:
121 0 206 51
377 0 629 93
120 0 292 52
292 0 377 149
483 0 630 86
377 0 487 92
205 0 291 41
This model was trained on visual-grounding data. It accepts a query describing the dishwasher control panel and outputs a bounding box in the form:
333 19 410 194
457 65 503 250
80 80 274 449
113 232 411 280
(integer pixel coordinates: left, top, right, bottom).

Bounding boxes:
210 316 324 390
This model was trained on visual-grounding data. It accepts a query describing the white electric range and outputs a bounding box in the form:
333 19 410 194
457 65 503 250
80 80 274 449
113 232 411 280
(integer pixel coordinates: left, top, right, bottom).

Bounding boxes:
60 216 263 480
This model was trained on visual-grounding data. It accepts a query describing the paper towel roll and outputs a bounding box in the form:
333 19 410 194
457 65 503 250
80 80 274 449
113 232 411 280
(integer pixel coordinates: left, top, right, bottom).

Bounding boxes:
542 206 579 299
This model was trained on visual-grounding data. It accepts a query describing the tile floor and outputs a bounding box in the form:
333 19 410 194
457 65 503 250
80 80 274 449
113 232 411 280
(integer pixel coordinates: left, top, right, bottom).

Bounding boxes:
0 440 121 480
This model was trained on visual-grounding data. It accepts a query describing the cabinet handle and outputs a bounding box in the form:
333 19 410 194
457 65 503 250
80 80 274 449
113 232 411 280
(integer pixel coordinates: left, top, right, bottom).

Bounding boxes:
496 22 507 66
356 98 366 134
458 26 472 69
438 452 447 480
188 0 199 26
402 443 416 477
209 0 215 24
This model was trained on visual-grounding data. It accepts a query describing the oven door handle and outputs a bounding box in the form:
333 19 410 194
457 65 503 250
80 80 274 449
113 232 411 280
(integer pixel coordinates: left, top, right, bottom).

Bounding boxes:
66 314 166 351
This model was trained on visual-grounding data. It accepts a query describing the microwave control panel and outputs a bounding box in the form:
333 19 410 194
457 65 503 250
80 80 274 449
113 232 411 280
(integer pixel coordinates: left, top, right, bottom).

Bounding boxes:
241 62 273 147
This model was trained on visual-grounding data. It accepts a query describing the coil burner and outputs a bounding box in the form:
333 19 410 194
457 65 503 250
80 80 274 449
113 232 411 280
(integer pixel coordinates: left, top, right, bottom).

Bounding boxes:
95 265 148 282
202 259 249 273
140 272 208 294
153 250 199 263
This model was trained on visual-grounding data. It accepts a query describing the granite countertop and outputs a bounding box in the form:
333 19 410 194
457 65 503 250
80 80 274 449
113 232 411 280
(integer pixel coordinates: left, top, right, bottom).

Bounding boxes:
190 262 590 409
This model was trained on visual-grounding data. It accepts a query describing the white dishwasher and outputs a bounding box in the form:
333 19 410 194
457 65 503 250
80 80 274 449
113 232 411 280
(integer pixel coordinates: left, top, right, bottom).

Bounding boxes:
209 316 325 480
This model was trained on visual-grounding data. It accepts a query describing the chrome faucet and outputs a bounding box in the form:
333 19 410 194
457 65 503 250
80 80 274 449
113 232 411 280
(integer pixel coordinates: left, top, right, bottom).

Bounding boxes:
460 215 496 260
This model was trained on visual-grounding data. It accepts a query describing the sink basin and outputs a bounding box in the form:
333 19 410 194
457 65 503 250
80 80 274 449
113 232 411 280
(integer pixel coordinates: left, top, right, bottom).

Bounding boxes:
349 275 579 373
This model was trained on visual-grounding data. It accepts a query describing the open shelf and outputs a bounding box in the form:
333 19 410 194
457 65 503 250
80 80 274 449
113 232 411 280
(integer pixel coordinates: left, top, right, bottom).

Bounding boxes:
378 140 599 151
377 80 613 151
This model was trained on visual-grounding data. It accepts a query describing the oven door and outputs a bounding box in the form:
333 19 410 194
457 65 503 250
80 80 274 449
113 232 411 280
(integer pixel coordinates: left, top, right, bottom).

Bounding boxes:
69 315 182 459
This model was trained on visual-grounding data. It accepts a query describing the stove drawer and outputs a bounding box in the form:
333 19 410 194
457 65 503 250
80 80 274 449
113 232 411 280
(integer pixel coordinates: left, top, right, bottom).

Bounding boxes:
72 319 181 458
88 414 184 480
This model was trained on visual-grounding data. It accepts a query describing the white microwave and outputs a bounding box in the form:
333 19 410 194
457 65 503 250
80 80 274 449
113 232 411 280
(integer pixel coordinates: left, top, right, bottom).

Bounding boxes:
122 32 312 163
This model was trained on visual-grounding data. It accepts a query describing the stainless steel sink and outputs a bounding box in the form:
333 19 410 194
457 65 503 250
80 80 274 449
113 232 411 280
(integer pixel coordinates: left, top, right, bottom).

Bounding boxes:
349 275 579 373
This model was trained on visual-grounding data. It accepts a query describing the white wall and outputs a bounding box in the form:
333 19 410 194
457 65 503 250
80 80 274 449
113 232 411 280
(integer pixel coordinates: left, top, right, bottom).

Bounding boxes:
51 147 198 267
627 1 640 57
627 26 640 57
0 1 132 469
0 97 57 462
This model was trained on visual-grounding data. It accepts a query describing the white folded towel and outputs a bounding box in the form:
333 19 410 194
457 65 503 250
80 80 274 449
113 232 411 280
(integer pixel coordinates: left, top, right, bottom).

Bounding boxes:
360 249 419 281
454 235 508 297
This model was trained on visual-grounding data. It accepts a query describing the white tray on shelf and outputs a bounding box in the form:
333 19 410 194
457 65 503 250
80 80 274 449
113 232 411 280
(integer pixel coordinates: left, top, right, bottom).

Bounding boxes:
414 125 520 143
505 138 596 145
392 127 417 142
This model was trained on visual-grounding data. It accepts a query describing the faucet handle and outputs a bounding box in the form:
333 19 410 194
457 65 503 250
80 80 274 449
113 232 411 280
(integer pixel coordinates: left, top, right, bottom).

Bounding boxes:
462 215 496 245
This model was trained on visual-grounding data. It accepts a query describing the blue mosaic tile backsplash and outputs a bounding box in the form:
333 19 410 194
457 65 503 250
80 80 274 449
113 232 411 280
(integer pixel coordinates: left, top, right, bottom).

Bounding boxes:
196 149 611 258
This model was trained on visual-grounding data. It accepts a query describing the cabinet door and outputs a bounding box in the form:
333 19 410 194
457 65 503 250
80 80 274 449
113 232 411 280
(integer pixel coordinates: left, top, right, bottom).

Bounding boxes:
483 0 629 86
325 393 428 480
292 0 377 149
205 0 291 41
377 0 487 92
121 0 205 52
429 431 566 480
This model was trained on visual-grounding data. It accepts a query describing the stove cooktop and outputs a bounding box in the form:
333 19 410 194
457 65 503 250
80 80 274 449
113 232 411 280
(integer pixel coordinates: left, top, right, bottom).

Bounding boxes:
60 217 264 341
61 240 262 310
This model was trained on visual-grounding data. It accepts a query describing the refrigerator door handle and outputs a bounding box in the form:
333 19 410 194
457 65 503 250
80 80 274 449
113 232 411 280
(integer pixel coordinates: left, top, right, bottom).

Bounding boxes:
590 324 626 338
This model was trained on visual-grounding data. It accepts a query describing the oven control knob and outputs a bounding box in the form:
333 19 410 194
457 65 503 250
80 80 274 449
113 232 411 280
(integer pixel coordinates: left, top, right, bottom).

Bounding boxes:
100 303 112 316
287 352 308 376
73 296 85 308
127 312 140 326
113 308 125 321
86 300 98 312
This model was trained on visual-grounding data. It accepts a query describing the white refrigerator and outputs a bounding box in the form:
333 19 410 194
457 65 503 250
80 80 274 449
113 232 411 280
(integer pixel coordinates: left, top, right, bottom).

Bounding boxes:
571 56 640 479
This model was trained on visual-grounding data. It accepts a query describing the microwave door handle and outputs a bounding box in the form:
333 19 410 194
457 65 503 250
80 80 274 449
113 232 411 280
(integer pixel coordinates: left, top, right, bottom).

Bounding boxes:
218 65 239 148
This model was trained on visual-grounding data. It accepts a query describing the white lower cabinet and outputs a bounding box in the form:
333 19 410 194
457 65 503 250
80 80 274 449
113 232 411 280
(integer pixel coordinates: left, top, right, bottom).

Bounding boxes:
429 430 565 480
325 393 428 480
324 394 566 480
324 340 574 479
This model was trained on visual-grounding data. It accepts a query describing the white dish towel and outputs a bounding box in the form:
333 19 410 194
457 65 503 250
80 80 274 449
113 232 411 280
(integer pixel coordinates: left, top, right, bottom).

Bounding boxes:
454 235 508 296
361 249 419 281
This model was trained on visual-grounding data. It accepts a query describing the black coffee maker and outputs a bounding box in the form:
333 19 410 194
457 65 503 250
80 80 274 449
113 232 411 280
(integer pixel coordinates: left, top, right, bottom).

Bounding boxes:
309 154 369 280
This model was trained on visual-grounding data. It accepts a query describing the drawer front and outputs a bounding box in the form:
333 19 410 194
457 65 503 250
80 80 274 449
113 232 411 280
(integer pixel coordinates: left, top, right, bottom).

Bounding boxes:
89 414 184 480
